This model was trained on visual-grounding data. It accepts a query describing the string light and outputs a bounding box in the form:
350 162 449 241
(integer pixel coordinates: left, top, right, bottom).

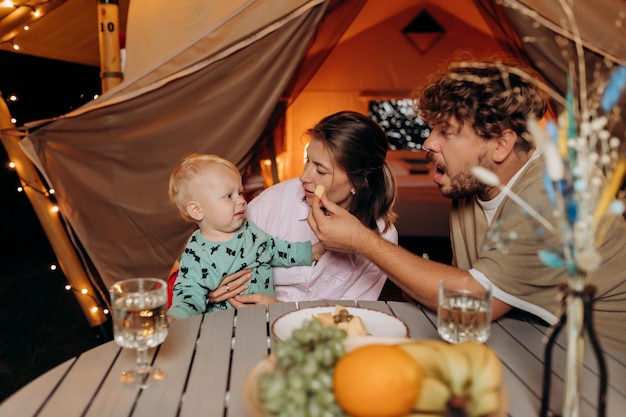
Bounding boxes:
7 160 57 197
0 0 59 51
63 283 109 318
2 31 108 327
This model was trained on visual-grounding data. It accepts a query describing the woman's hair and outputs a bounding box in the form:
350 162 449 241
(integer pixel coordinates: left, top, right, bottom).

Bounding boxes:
306 111 397 232
169 153 240 222
414 56 548 152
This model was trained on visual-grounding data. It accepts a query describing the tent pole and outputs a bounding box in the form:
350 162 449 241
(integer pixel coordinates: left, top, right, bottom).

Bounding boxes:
97 0 123 93
0 95 110 340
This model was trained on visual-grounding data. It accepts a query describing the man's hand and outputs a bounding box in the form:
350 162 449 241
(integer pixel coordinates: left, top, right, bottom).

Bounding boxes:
307 192 372 253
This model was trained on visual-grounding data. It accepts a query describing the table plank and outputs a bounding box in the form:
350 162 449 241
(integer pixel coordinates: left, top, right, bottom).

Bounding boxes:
83 347 148 417
133 314 203 417
387 301 439 339
0 359 74 417
496 317 626 416
180 309 235 417
228 305 270 417
38 341 121 417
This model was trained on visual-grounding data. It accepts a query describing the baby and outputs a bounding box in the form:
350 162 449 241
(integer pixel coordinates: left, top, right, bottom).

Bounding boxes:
167 153 324 318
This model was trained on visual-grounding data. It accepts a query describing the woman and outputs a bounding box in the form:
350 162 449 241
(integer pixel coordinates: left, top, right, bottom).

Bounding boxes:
210 110 398 307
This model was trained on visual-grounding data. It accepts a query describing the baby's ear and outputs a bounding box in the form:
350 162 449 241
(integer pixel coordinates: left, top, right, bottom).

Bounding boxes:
187 201 203 221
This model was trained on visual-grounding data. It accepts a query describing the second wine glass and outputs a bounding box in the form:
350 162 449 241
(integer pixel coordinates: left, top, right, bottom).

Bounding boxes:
110 277 169 388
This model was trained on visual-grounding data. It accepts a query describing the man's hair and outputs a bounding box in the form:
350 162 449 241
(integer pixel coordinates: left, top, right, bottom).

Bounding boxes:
414 56 548 152
169 153 240 222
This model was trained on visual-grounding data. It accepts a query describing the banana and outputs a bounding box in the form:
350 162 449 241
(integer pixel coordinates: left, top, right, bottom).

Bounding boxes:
470 345 503 398
432 342 471 397
454 342 503 397
466 387 501 417
398 341 447 380
396 340 504 417
413 377 451 413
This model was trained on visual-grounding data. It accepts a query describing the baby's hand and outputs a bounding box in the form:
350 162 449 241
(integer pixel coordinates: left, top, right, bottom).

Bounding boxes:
312 241 326 261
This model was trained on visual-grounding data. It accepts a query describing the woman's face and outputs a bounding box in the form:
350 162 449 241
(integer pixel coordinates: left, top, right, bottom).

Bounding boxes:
299 138 354 209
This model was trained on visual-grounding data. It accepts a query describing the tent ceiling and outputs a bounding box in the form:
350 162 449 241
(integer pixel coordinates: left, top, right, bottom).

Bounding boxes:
0 0 494 68
0 0 129 66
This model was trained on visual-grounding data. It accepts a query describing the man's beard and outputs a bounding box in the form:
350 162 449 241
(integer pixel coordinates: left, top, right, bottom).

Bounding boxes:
439 152 492 200
440 170 487 199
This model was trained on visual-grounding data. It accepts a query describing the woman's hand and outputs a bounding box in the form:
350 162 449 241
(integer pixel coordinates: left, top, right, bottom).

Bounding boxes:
208 269 252 304
229 293 278 309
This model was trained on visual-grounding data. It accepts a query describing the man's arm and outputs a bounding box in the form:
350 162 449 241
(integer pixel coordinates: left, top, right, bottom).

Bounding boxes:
307 193 511 317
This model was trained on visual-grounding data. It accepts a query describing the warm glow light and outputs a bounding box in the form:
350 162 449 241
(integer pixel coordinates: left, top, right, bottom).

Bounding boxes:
23 25 29 30
50 264 57 271
10 117 16 124
65 284 71 291
81 288 88 295
49 188 55 195
103 308 110 315
8 161 15 169
16 186 23 192
8 95 17 102
93 94 99 100
32 9 41 18
0 1 15 8
12 43 19 51
50 205 59 213
90 306 99 314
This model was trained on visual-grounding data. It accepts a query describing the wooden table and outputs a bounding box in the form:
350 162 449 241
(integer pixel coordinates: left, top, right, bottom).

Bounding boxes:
1 300 624 417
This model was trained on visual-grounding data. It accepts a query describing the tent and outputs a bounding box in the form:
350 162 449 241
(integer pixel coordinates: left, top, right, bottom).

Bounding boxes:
1 0 624 331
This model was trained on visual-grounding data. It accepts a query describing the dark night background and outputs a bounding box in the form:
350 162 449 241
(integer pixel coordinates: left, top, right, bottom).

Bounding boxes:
0 50 104 402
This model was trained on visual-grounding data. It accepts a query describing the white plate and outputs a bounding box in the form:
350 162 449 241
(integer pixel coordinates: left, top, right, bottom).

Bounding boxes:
271 306 409 342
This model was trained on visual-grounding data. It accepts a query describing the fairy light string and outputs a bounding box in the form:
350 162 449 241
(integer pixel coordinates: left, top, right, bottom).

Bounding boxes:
2 120 110 322
0 0 63 51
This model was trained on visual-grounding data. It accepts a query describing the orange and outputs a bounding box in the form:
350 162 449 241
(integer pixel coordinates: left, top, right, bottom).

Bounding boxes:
333 344 423 417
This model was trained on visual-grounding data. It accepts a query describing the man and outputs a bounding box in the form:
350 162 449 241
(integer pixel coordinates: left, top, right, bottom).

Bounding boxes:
308 58 626 352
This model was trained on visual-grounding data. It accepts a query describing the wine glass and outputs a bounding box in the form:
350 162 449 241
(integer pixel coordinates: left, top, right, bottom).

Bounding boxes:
110 277 169 388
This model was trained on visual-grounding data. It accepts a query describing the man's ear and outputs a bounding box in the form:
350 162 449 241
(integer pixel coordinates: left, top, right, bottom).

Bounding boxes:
493 129 517 163
187 201 203 221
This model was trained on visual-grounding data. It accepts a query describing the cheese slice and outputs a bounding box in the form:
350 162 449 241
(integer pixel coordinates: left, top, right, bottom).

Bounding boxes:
314 184 326 198
314 306 368 336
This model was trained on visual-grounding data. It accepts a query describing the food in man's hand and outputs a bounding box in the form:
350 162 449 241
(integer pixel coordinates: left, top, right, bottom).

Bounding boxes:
314 184 326 198
315 306 369 336
333 344 423 417
398 340 504 417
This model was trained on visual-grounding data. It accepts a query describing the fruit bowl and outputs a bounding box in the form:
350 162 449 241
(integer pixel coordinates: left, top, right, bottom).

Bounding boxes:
243 341 509 417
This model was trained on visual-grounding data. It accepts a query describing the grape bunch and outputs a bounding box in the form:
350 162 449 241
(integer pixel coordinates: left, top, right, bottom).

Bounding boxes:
258 318 349 417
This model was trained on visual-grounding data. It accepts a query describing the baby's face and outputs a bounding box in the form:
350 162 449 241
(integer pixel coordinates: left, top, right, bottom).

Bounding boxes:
190 164 247 241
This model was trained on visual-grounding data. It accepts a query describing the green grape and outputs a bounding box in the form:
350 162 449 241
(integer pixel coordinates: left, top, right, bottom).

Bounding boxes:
258 318 349 417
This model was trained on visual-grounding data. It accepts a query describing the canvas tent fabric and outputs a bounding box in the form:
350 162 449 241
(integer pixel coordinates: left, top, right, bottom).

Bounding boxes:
4 0 625 306
19 0 340 290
